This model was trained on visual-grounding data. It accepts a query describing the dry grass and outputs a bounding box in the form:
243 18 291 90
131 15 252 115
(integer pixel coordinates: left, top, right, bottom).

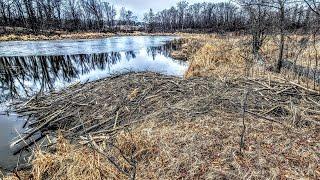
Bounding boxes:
0 31 178 41
185 39 246 79
117 117 318 179
3 33 320 179
0 32 114 41
177 34 319 90
6 115 320 179
260 35 320 67
4 137 127 180
176 34 250 79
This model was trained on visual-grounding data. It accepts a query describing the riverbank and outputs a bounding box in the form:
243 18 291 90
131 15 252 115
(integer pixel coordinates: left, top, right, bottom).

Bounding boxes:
2 34 320 179
3 71 320 179
0 31 179 41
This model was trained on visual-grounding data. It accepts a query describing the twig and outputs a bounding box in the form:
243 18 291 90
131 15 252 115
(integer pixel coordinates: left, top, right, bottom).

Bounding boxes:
88 135 130 177
239 89 249 154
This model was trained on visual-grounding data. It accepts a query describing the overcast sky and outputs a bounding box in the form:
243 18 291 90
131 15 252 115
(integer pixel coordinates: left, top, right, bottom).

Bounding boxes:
109 0 227 20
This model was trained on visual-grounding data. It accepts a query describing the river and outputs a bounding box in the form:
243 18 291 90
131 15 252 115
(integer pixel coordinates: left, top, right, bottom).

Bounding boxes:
0 36 187 170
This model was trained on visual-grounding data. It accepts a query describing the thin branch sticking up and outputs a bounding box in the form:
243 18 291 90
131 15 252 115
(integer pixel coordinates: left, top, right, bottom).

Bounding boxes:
239 89 249 154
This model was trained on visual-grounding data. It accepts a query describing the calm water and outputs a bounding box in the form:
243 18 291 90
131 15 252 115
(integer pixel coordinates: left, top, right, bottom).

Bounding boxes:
0 107 25 171
0 36 187 170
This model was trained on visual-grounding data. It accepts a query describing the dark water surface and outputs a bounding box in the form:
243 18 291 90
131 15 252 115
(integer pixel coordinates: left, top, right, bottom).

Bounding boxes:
0 107 25 171
0 36 187 170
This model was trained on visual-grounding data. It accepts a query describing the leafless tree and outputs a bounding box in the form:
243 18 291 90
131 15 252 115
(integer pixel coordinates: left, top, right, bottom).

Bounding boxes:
239 0 270 63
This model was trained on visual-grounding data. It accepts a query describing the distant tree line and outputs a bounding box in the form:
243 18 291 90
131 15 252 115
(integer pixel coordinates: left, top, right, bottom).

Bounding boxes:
0 0 319 34
144 2 244 32
144 1 319 33
0 0 138 32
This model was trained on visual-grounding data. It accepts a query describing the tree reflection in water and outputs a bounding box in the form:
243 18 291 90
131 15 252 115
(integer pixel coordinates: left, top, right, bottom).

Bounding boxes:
0 42 177 102
147 41 181 59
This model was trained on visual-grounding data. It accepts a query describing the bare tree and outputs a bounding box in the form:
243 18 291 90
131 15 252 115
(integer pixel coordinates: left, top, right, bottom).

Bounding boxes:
0 0 318 38
304 0 320 16
177 1 188 30
144 8 155 32
81 0 104 29
22 0 38 31
103 2 116 28
239 0 270 62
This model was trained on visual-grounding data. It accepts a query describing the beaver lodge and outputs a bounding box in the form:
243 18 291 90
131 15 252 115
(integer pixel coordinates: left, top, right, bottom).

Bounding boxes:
3 70 318 179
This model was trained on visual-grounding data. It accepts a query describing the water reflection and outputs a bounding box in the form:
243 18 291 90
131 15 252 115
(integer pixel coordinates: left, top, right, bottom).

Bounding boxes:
0 36 187 171
0 36 176 57
0 112 25 170
0 44 187 102
147 40 181 59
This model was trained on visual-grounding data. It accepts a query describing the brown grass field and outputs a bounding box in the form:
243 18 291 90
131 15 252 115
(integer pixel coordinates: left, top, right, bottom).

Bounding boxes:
181 34 320 90
2 33 320 180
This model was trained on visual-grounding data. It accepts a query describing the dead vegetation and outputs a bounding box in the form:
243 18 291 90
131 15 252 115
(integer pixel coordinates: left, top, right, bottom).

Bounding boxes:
175 34 320 90
5 71 320 179
2 33 320 179
169 38 203 61
0 32 114 41
185 37 246 79
14 72 320 140
0 31 177 41
6 116 320 179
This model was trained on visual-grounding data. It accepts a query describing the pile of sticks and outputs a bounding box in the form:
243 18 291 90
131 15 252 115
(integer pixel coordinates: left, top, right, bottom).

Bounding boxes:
13 72 320 152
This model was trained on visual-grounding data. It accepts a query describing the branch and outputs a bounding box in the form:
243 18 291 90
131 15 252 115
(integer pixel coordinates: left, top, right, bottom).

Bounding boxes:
304 0 320 16
239 89 249 154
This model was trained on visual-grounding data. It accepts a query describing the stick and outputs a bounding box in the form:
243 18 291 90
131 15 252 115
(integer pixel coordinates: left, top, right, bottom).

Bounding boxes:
239 89 248 154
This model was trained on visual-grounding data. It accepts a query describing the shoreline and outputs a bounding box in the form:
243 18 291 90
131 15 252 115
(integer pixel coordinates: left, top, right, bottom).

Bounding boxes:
0 31 181 42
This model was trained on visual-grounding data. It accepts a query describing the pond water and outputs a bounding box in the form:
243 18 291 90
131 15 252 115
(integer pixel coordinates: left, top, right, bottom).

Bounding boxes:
0 36 187 171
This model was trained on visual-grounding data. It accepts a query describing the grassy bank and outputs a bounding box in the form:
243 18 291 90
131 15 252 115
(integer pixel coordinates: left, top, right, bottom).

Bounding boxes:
0 31 178 41
175 34 320 90
2 34 320 179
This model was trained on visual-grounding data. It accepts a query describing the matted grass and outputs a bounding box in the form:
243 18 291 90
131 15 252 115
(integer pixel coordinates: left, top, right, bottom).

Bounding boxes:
5 115 320 179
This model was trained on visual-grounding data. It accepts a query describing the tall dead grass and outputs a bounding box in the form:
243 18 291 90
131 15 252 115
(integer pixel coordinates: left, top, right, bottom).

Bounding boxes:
185 37 247 79
4 137 127 180
182 34 319 90
0 33 114 41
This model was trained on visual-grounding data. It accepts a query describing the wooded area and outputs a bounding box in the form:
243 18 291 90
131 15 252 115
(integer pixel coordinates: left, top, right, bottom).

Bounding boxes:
0 0 137 31
145 0 319 33
0 0 319 33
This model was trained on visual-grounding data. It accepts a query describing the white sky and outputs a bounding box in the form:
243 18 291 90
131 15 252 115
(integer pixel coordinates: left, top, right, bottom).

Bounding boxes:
108 0 228 20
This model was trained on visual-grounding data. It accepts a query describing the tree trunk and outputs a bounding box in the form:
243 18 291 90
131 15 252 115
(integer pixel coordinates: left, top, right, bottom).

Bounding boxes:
275 2 285 73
